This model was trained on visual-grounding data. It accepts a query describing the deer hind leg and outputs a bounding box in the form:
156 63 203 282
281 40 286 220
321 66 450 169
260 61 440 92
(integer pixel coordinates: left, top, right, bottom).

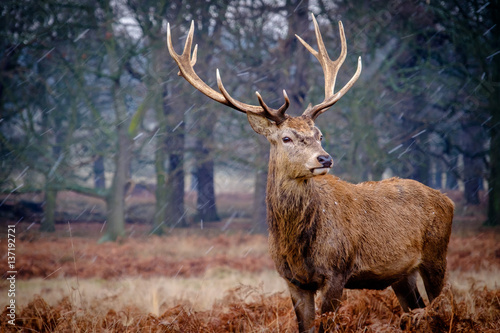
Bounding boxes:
419 261 446 303
391 271 426 312
287 281 316 333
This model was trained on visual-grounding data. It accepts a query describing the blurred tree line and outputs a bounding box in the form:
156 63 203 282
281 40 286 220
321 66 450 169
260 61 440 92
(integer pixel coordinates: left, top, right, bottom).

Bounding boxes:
1 0 498 240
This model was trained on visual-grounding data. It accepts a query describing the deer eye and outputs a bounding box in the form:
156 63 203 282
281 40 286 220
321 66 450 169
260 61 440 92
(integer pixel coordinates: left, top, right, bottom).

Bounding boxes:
282 137 292 143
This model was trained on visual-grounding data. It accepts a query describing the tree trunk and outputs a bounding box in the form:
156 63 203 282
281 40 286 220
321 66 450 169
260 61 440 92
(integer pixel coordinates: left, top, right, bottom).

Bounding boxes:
446 157 459 189
94 155 106 189
193 103 219 222
462 123 484 205
431 160 443 189
100 78 129 242
152 83 186 231
196 152 219 222
167 152 186 227
152 142 167 235
486 1 500 225
164 81 186 228
487 120 500 225
146 38 168 234
486 44 500 225
101 120 128 242
407 136 430 186
463 155 481 205
98 0 128 242
41 186 56 232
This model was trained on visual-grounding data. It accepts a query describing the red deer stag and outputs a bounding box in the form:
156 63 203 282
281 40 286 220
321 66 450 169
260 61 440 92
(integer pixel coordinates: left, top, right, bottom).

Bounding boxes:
167 14 454 333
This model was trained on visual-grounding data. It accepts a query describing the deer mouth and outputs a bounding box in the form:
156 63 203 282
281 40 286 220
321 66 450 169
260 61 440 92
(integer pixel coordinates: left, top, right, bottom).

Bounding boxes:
311 167 331 176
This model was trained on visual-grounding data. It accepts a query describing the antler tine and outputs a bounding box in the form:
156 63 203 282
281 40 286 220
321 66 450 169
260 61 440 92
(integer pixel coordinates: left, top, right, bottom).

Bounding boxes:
256 90 290 120
297 14 362 120
167 21 289 124
167 21 227 105
216 70 289 124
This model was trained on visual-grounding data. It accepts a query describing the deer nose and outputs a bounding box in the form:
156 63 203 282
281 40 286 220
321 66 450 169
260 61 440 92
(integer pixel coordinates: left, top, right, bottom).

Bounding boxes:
317 155 333 168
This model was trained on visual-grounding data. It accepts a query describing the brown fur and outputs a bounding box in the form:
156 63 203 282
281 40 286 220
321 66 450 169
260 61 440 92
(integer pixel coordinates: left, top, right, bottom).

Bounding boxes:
247 113 454 333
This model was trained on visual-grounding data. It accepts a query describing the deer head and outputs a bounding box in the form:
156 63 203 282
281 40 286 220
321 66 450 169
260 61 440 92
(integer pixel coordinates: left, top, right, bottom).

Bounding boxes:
167 14 361 179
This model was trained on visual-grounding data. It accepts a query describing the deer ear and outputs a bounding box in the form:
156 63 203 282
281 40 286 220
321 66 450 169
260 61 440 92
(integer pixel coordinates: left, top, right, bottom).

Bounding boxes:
247 113 276 137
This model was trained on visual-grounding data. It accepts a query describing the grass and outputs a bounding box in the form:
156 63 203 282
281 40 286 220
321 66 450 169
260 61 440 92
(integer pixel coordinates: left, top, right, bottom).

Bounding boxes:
15 269 286 315
1 223 499 332
4 277 500 332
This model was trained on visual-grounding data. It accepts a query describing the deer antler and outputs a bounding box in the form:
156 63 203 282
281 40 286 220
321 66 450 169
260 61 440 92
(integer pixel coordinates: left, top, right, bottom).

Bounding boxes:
167 21 290 125
297 14 362 120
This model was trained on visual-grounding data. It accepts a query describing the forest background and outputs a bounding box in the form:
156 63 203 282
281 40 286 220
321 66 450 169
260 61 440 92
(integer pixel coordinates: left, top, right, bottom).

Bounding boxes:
1 1 500 332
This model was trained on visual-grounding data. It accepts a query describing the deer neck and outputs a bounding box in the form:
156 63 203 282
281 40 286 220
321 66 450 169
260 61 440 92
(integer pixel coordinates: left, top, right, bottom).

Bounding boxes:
266 156 322 251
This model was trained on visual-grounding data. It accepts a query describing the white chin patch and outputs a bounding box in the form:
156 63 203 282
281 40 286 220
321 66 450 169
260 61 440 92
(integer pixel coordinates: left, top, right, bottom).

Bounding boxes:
312 168 330 176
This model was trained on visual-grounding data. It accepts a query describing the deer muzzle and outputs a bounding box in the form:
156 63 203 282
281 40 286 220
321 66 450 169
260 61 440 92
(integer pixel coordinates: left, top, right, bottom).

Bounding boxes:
309 154 333 176
317 154 333 168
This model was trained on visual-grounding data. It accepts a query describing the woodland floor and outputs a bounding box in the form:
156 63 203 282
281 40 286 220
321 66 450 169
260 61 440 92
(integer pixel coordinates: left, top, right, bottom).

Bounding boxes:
0 190 499 332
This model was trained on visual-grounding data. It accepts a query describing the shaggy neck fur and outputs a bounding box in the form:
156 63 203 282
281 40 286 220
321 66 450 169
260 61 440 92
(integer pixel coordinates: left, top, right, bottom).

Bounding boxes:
266 153 322 260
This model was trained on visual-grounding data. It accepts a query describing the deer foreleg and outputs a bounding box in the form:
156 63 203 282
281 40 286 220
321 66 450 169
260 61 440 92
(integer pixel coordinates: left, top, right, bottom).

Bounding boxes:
318 278 344 333
287 281 316 333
